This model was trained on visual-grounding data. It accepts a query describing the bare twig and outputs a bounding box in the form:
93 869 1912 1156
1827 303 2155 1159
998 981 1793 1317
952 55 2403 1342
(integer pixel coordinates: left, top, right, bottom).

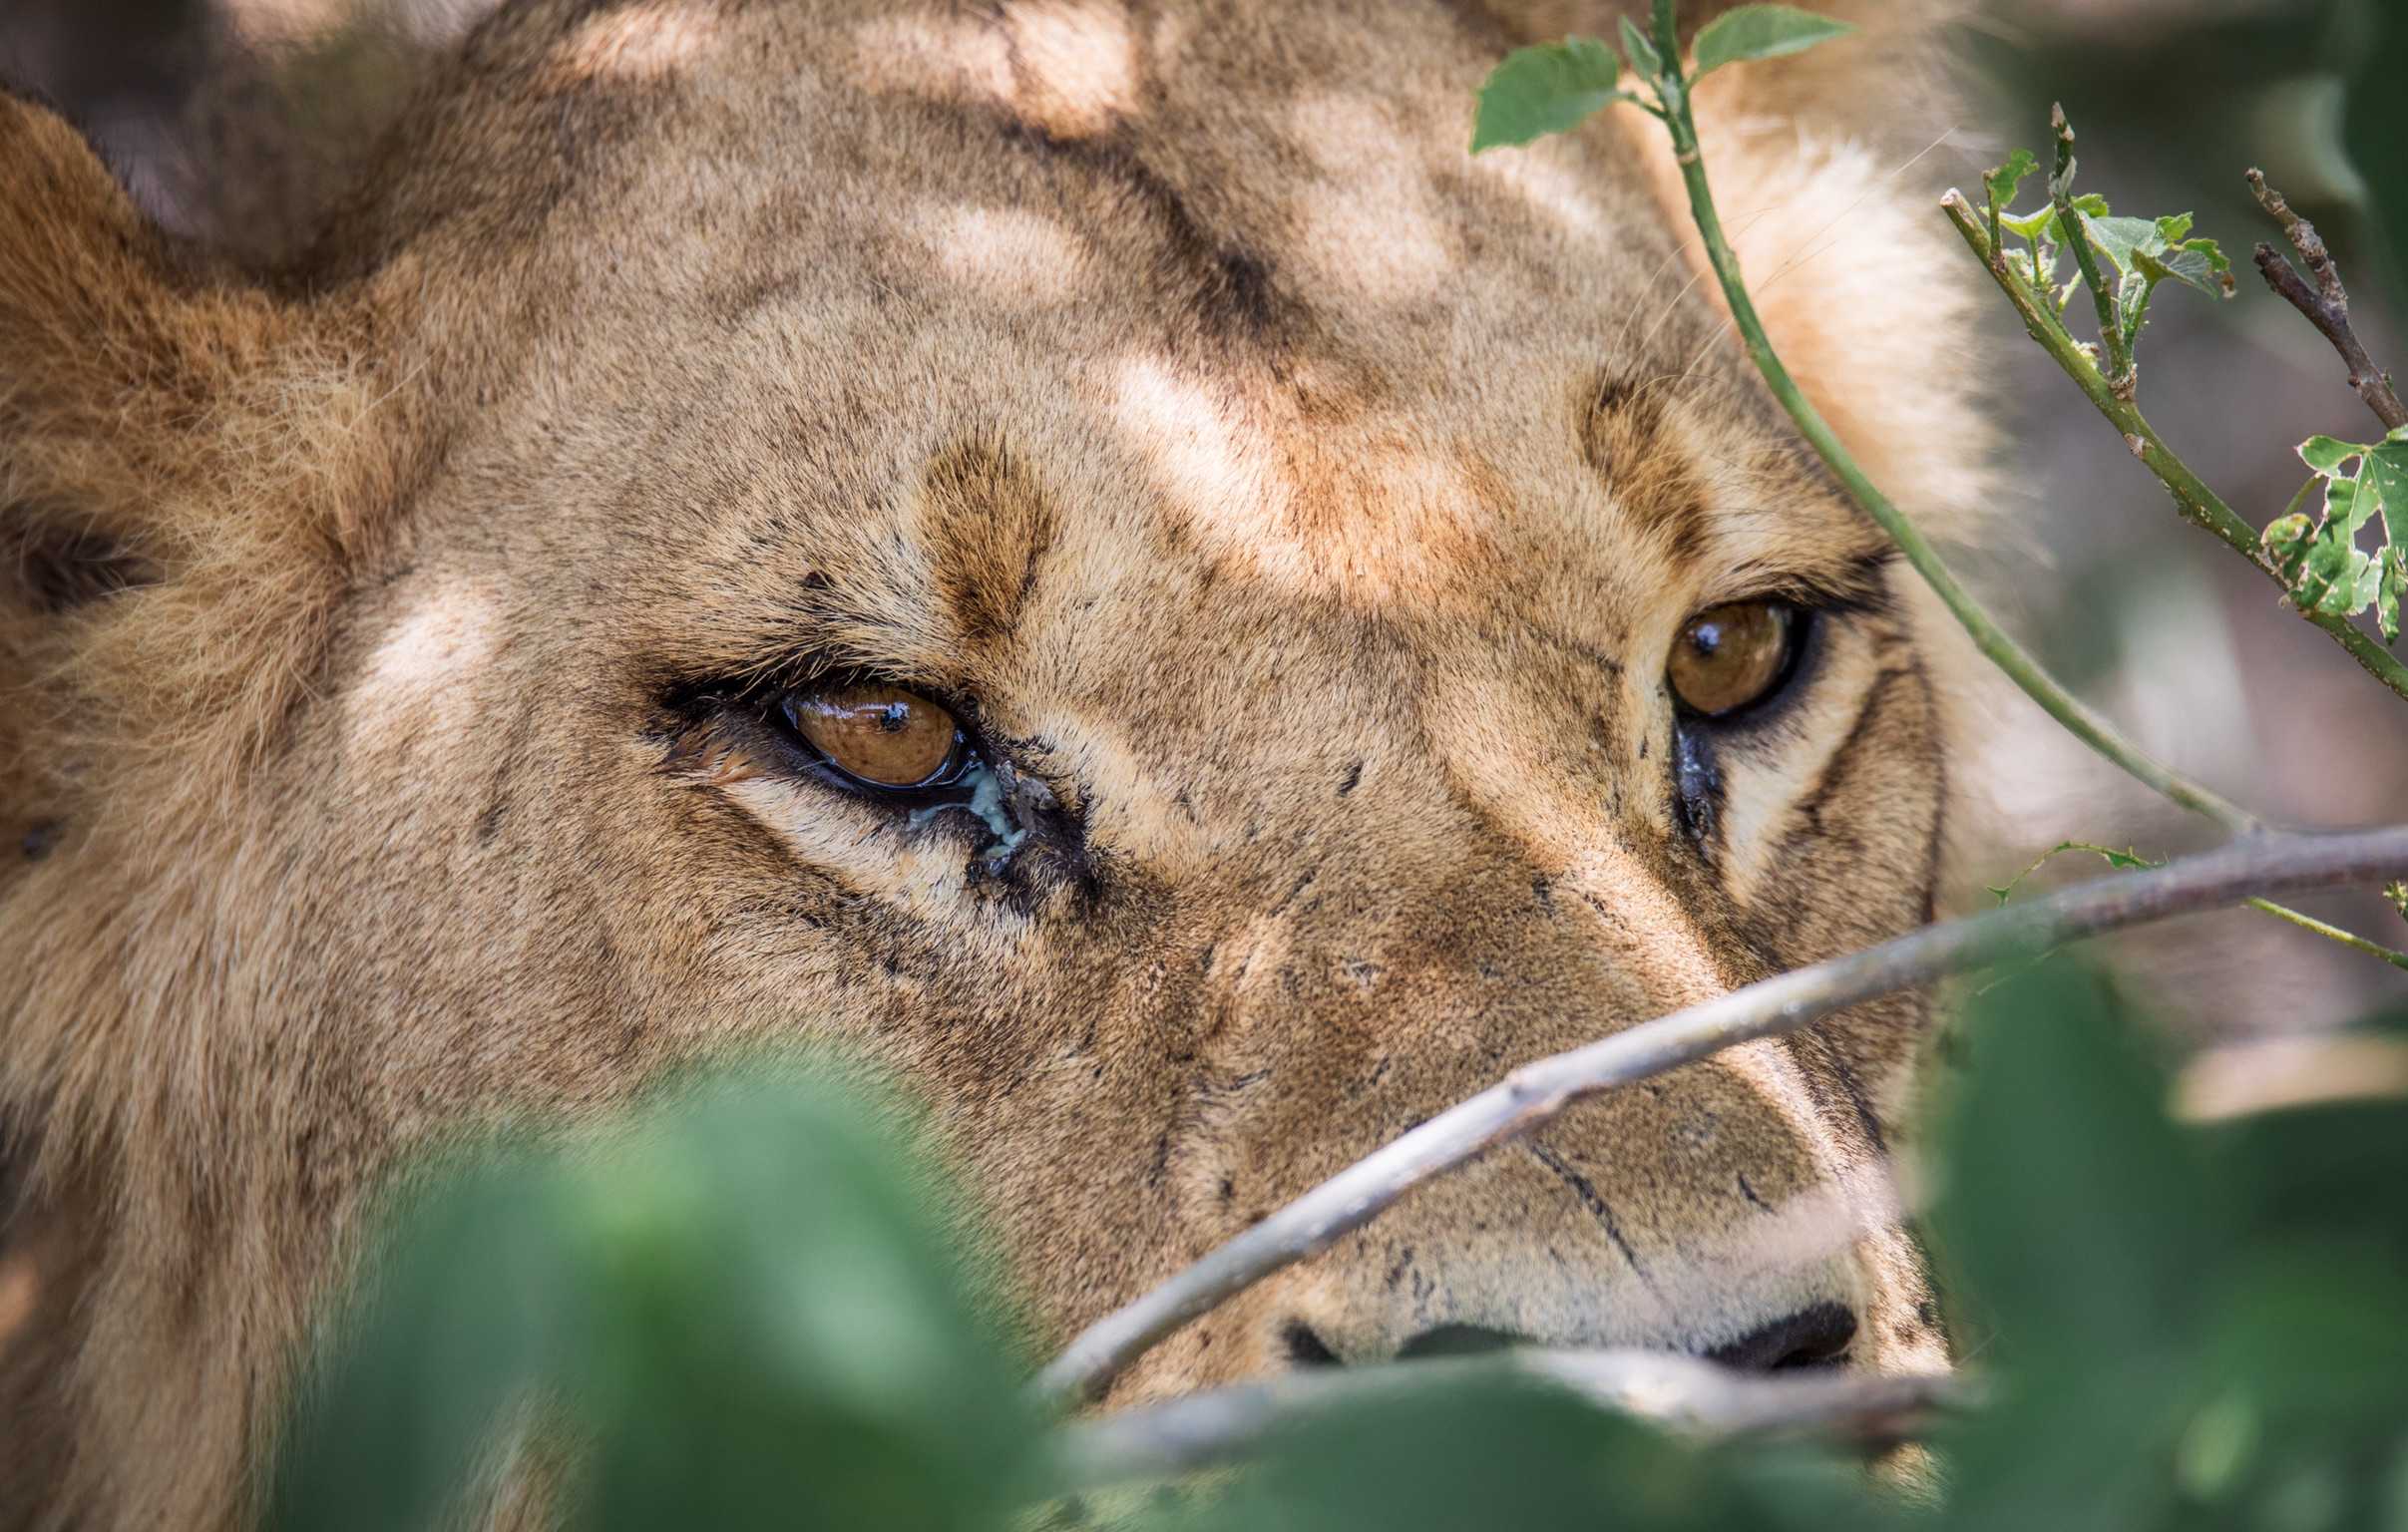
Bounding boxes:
1036 827 2408 1407
1053 1349 1973 1488
2248 170 2408 433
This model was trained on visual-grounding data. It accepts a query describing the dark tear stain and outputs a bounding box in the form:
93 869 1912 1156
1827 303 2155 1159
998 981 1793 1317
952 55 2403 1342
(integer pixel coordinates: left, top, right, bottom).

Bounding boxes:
1672 724 1722 852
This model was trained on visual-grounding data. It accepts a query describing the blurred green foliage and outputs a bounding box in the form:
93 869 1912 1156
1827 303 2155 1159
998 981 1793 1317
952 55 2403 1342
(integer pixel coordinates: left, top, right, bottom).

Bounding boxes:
270 1072 1045 1532
274 964 2408 1531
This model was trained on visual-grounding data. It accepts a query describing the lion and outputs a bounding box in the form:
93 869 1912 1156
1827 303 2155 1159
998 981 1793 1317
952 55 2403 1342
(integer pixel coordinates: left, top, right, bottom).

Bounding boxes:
0 0 1990 1525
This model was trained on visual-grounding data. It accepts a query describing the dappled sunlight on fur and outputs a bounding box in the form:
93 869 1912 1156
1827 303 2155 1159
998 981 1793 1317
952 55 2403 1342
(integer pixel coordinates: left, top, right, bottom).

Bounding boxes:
1 2 1977 1525
554 1 720 87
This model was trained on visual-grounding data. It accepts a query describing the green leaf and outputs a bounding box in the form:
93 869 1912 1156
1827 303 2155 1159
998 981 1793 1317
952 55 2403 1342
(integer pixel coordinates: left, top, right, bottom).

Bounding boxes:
1692 4 1855 78
1184 1372 1882 1532
2003 194 2108 246
1469 37 1625 152
2381 551 2405 645
1986 149 2040 221
2294 521 2360 612
2351 553 2384 613
2262 514 2316 583
2299 436 2370 477
1616 15 1661 82
2301 542 2359 613
272 1069 1046 1532
2363 437 2408 557
1999 206 2055 242
2153 235 2234 297
2328 470 2373 536
2084 213 2162 276
2078 209 2235 334
1933 961 2223 1524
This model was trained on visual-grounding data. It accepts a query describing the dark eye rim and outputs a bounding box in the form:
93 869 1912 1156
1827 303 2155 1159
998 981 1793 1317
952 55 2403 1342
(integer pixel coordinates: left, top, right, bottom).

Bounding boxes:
664 669 997 809
1669 598 1814 726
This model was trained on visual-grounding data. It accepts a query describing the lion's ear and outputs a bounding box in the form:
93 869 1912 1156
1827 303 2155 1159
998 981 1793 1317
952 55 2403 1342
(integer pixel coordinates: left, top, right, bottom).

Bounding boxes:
1604 1 1992 544
1 91 194 617
2 89 396 836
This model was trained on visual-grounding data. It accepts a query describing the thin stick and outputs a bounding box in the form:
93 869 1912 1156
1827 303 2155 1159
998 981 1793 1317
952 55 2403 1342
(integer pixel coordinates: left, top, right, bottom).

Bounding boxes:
2247 170 2408 433
2243 896 2408 971
1034 825 2408 1406
1942 192 2408 707
1054 1348 1972 1488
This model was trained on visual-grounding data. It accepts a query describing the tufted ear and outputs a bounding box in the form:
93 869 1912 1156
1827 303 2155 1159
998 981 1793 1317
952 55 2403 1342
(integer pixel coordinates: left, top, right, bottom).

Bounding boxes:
1 87 399 855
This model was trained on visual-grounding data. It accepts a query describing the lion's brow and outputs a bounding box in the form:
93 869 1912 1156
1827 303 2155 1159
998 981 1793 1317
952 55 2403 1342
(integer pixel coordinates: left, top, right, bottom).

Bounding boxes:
916 435 1060 656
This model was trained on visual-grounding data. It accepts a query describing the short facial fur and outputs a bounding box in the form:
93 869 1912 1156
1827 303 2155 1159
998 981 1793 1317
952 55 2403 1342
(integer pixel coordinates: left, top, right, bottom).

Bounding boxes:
0 2 1986 1526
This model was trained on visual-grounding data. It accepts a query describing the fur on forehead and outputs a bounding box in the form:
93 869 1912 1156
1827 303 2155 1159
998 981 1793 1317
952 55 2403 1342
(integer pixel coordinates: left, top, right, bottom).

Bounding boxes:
344 0 1970 620
2 0 1985 831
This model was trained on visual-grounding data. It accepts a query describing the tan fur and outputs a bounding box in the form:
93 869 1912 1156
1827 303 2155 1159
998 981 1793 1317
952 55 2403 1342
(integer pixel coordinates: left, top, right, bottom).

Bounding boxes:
0 2 1981 1526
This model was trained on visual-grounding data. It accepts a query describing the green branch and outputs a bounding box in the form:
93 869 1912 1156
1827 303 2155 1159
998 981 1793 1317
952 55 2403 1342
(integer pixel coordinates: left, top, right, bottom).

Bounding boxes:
1940 194 2408 707
1638 35 2257 832
2243 897 2408 971
2051 105 2133 397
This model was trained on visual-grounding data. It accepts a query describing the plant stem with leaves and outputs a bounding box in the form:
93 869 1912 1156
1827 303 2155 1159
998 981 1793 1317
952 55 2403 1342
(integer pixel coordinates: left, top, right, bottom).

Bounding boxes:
1628 1 2256 830
1940 195 2408 705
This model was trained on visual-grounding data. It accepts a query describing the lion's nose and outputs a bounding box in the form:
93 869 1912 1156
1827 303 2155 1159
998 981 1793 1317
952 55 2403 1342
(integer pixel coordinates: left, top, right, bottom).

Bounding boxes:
1703 1302 1857 1371
1307 1302 1860 1373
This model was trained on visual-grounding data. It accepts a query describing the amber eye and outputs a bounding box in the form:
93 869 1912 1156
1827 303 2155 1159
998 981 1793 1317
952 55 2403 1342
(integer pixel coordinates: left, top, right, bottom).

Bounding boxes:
783 684 963 788
1668 599 1800 718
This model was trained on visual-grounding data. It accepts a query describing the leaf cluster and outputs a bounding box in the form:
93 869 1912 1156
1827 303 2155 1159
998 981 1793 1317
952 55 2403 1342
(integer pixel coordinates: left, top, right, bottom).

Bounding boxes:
2261 429 2408 642
1981 144 2235 371
1469 5 1850 152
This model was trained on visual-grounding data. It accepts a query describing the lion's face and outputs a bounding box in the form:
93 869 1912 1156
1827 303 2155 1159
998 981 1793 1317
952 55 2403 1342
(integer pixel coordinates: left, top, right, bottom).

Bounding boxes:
2 0 1979 1523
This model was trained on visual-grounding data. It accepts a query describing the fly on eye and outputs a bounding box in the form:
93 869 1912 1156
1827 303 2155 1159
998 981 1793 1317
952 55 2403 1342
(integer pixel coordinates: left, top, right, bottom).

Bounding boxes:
1668 599 1803 719
783 683 967 789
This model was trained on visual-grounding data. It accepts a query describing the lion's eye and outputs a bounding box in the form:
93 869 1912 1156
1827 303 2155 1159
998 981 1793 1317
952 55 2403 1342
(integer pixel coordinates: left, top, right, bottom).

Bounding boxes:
783 684 964 788
1668 599 1801 718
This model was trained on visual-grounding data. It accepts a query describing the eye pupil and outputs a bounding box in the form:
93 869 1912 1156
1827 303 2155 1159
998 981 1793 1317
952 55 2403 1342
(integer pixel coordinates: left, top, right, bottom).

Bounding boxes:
786 685 961 788
1667 600 1798 719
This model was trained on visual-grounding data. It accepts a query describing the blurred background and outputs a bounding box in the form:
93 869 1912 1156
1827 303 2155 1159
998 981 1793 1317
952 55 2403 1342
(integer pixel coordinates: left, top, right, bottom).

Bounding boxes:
5 0 2404 1043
